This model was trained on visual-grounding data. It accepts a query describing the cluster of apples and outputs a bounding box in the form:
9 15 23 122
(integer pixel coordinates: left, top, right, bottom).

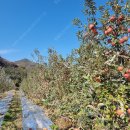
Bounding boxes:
88 24 98 35
117 66 130 81
104 26 113 36
109 35 129 46
116 66 130 116
109 15 125 23
103 15 129 46
104 15 125 35
88 15 129 46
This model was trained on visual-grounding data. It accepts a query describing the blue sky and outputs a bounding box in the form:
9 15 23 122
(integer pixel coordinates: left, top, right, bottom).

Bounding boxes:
0 0 106 61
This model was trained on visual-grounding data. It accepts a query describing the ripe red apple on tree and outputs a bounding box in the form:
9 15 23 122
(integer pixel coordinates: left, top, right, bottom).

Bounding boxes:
119 36 128 44
119 38 125 44
107 27 113 34
123 73 130 79
128 28 130 33
124 70 130 81
118 15 125 21
128 77 130 82
111 42 116 46
119 25 127 32
104 30 109 35
104 28 113 35
93 76 101 83
43 128 48 130
127 109 130 115
123 36 128 41
116 109 124 116
109 15 116 22
126 69 130 73
117 66 124 72
89 24 95 30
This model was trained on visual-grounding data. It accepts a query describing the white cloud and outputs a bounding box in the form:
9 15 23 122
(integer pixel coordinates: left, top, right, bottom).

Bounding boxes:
0 49 17 55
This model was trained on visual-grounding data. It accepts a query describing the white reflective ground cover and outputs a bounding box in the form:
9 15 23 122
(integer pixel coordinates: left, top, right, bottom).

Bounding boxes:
0 91 14 127
20 91 53 130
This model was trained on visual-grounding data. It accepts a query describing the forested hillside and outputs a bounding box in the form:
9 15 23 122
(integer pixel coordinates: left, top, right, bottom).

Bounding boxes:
0 57 26 92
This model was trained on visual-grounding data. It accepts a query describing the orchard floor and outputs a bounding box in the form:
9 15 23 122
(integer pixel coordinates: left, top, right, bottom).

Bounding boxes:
0 90 53 130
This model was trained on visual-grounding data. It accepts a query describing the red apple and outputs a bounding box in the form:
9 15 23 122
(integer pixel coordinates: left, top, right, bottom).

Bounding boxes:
128 77 130 82
117 66 124 72
111 42 115 46
110 16 116 22
127 69 130 73
120 26 126 31
117 19 121 24
119 38 125 44
128 28 130 33
104 30 109 35
116 109 124 116
123 36 128 41
124 73 130 79
127 109 130 115
89 24 95 30
107 27 113 33
118 15 125 21
43 128 48 130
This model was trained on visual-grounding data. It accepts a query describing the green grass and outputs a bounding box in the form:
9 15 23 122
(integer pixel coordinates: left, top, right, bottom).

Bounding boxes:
1 91 22 130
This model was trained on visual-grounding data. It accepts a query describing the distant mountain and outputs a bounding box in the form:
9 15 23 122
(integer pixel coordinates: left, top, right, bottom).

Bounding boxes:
0 56 18 68
0 57 27 89
15 59 36 68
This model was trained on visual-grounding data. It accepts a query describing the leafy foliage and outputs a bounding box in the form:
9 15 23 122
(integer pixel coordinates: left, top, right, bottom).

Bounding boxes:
0 68 15 92
21 0 130 129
